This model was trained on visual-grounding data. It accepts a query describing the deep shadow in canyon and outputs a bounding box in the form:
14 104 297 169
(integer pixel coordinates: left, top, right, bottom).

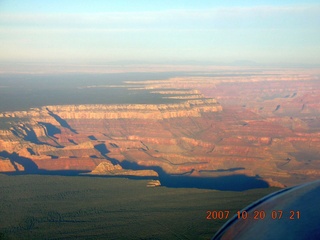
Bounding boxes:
0 151 38 173
93 144 269 191
0 151 86 176
38 122 61 139
11 126 63 148
94 143 119 165
1 148 270 191
120 160 269 191
46 108 78 134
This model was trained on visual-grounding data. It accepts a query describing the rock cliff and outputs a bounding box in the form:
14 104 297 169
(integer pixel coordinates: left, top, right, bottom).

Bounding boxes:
0 69 319 188
0 158 24 172
90 161 158 177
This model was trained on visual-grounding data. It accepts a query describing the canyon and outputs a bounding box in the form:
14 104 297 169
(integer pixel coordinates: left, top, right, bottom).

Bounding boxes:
0 68 320 189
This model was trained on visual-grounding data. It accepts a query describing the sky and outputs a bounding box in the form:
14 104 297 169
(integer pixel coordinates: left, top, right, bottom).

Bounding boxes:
0 0 319 67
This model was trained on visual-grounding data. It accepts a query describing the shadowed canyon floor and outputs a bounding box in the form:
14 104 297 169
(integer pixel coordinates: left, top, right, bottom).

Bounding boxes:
1 68 320 189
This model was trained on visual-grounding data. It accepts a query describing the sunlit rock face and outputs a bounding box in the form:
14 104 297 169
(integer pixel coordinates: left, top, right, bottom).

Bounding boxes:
0 159 24 172
45 99 222 119
90 161 158 177
0 69 319 188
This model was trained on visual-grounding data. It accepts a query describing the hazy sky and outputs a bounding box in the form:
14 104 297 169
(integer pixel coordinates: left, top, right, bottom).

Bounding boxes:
0 0 319 66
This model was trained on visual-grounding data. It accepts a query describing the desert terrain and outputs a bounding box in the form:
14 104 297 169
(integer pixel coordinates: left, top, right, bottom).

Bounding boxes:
0 68 320 188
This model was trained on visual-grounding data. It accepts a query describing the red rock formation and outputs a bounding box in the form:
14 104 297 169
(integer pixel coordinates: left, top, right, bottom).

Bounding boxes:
0 159 24 172
90 161 158 177
0 69 319 187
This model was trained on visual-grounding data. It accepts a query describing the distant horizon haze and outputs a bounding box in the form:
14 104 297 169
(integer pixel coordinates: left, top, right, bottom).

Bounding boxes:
0 0 319 69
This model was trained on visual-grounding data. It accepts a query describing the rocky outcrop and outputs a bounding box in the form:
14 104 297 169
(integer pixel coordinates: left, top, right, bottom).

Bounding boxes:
90 161 158 177
0 159 24 172
147 180 161 187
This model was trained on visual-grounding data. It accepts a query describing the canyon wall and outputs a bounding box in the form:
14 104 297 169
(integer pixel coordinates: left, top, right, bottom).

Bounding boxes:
1 99 221 120
1 69 320 188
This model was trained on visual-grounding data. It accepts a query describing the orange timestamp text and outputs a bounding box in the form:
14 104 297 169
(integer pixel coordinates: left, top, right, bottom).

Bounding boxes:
206 210 301 220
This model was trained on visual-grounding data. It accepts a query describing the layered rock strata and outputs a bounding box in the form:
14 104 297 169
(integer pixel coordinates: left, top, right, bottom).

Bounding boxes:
1 99 221 120
1 69 320 188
